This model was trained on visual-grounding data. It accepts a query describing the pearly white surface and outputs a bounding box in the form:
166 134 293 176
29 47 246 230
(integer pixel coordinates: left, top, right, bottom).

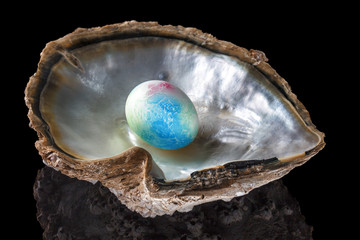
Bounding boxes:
40 37 320 180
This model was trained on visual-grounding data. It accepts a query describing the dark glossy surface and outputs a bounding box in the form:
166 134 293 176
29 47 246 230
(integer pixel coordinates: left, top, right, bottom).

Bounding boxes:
11 4 343 239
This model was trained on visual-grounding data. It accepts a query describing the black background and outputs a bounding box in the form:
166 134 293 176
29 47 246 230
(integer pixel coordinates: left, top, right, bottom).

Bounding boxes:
6 3 349 239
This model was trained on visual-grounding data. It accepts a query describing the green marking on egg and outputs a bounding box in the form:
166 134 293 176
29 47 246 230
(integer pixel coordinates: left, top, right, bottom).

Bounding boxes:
125 80 199 150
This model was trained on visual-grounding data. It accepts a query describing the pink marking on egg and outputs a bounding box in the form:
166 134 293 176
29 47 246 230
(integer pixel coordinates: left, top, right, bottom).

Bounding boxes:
147 81 174 96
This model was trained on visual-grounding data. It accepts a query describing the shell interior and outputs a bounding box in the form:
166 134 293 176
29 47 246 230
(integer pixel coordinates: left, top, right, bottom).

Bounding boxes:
40 37 321 180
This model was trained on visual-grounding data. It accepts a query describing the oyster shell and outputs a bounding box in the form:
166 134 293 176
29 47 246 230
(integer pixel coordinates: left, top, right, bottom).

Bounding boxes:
25 21 325 217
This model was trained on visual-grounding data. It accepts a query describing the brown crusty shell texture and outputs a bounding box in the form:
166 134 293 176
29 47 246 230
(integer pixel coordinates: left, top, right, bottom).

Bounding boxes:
25 21 325 217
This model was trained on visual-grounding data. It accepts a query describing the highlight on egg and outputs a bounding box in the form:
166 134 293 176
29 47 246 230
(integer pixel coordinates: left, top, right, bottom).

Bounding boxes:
125 80 199 150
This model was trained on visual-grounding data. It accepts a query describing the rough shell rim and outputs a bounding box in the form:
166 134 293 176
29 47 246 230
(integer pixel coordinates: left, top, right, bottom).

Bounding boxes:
25 21 325 217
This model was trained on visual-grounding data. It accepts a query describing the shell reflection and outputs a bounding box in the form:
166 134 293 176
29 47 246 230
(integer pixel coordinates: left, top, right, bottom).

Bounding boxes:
34 167 313 239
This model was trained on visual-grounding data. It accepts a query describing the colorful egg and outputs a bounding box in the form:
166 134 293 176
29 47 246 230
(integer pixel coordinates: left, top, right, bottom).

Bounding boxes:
125 80 199 150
